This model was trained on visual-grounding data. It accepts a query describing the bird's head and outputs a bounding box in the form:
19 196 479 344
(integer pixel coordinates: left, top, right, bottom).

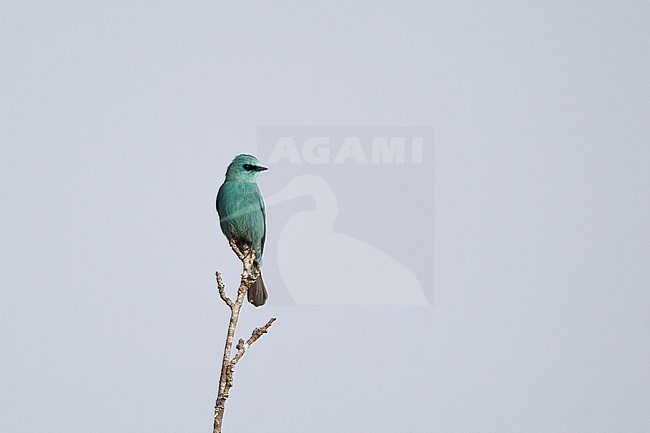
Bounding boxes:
225 154 268 182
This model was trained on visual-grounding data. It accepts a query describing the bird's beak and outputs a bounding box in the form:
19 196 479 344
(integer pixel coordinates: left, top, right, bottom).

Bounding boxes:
253 165 268 172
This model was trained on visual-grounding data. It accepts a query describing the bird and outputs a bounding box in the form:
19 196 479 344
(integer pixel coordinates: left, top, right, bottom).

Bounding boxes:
216 154 269 307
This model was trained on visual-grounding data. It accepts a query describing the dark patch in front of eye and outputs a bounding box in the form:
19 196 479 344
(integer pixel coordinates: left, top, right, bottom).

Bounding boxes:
243 164 253 171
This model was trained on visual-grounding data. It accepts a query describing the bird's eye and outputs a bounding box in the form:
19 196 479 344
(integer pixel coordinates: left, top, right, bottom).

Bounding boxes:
243 164 253 171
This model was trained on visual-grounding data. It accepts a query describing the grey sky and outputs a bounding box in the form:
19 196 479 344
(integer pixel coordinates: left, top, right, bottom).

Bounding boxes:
1 1 649 432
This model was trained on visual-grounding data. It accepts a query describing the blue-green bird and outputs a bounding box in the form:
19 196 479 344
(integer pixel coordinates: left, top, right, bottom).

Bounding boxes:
216 154 268 307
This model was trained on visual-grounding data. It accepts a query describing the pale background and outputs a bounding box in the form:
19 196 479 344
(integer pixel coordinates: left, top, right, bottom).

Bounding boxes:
1 2 649 433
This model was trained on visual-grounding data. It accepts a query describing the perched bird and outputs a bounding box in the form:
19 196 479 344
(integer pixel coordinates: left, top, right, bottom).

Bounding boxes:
216 154 268 306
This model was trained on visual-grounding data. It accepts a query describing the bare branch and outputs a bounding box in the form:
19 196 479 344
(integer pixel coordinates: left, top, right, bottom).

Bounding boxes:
228 238 246 261
231 317 277 366
213 241 275 433
215 271 233 308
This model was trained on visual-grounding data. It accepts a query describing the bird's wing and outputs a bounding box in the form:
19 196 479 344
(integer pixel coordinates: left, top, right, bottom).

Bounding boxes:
216 183 223 213
259 190 266 257
216 183 230 228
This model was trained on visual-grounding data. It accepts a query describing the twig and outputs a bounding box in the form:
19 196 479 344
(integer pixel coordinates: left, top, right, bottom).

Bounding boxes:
213 243 276 433
231 317 277 366
216 272 233 308
229 238 246 261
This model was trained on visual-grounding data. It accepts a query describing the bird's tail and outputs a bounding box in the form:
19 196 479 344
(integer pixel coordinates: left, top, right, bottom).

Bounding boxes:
248 268 267 307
